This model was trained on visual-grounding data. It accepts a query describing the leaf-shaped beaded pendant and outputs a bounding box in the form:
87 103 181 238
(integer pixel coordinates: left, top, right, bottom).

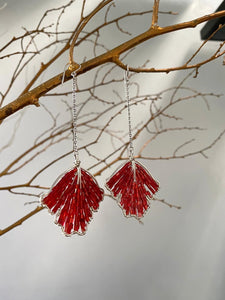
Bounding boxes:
41 167 104 235
106 160 159 219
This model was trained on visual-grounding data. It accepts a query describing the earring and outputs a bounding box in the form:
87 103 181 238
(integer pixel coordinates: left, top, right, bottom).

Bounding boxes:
40 67 104 236
106 66 159 220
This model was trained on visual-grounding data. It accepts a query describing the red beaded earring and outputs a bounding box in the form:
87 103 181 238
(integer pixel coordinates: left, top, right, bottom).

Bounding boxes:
106 66 159 220
40 67 104 236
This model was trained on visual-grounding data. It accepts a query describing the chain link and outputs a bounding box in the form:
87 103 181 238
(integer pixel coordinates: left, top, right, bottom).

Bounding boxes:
71 71 80 166
124 66 134 160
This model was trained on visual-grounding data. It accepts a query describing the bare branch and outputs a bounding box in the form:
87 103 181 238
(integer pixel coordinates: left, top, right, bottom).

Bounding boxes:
152 198 181 210
69 0 113 66
0 206 44 236
151 0 160 27
1 9 225 121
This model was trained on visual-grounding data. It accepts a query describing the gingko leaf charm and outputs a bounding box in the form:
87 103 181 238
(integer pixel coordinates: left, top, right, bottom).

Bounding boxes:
41 167 104 236
106 160 159 219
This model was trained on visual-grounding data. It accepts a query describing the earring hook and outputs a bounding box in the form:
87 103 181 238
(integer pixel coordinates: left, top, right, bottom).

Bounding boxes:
62 63 82 85
62 63 69 85
71 63 82 77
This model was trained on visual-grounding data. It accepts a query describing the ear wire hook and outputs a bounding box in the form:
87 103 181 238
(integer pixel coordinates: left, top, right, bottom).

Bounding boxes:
71 63 81 77
62 63 69 85
62 63 82 85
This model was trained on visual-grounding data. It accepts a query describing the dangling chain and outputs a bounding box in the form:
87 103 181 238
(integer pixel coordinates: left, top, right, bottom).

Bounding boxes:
71 71 80 166
124 66 134 160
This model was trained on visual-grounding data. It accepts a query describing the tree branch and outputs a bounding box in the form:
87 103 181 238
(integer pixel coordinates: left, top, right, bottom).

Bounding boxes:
69 0 113 66
0 206 44 236
151 0 160 27
0 9 225 122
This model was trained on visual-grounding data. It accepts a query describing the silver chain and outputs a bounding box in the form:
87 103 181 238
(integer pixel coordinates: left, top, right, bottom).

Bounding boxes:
71 71 80 166
124 66 134 160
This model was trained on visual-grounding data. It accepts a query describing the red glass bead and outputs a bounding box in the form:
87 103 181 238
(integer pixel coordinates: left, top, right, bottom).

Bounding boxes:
41 167 104 236
106 160 159 219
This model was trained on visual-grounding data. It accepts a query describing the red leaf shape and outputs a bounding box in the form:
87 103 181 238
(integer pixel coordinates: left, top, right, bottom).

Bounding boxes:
41 167 104 236
106 160 159 219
